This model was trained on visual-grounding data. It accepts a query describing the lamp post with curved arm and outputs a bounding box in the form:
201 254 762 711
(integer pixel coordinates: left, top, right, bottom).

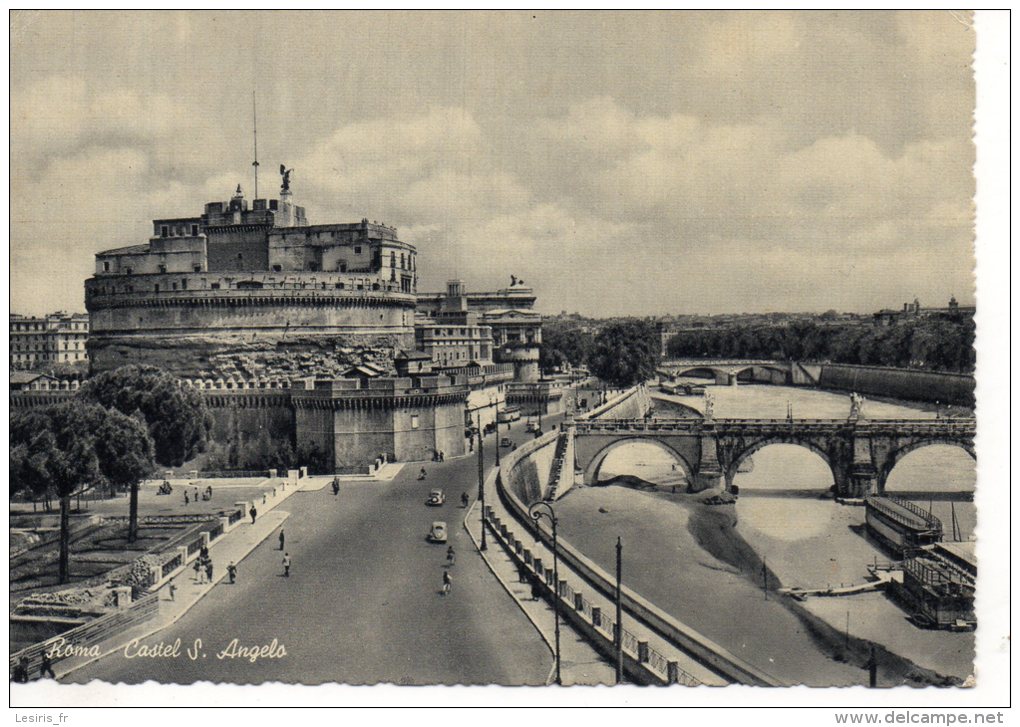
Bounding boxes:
529 500 561 685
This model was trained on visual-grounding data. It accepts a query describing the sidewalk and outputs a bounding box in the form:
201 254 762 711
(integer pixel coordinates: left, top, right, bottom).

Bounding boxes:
484 479 729 686
54 476 306 679
464 500 615 686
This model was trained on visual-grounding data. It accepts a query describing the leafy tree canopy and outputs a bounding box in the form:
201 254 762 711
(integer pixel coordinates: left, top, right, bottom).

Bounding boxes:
78 365 212 467
588 320 660 387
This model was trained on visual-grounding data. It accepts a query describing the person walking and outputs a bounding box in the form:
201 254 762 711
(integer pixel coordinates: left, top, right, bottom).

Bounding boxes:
282 553 291 577
39 653 55 680
332 478 340 497
193 558 203 583
460 492 469 508
205 560 214 584
168 579 178 601
446 545 455 566
442 570 452 596
12 656 30 683
227 562 237 584
249 505 257 524
279 530 285 551
184 491 189 505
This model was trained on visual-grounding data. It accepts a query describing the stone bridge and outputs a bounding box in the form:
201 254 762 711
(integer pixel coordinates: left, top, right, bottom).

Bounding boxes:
657 359 822 387
570 416 976 497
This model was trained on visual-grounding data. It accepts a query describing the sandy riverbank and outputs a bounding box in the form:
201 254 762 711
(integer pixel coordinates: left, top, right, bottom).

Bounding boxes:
555 482 969 686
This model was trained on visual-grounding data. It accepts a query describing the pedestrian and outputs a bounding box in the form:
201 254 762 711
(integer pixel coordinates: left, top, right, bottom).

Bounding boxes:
282 553 291 577
442 570 452 596
461 492 469 508
184 491 189 505
206 485 213 499
446 545 455 566
200 544 209 561
440 451 445 462
12 656 29 683
530 574 542 601
39 652 55 680
517 563 528 583
193 558 202 583
168 579 177 601
250 505 257 524
227 562 237 584
203 560 213 584
279 530 285 551
194 488 199 501
332 478 340 497
262 494 267 505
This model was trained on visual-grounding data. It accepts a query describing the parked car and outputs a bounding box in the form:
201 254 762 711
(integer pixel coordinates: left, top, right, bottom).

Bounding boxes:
428 521 448 543
500 437 513 448
426 489 445 506
526 421 539 433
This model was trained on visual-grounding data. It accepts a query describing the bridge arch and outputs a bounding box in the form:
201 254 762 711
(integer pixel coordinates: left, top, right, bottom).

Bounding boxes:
672 366 726 380
585 437 696 486
878 438 976 493
725 436 839 491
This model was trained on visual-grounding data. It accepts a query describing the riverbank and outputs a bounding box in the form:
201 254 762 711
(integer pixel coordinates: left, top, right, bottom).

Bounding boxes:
556 482 970 686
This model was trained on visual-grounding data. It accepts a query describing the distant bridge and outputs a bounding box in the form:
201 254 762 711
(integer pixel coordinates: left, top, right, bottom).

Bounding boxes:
657 360 817 387
571 416 976 497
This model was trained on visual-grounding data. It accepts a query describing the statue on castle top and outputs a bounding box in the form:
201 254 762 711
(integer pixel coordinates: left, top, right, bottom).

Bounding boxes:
279 165 293 192
510 275 517 286
849 391 865 420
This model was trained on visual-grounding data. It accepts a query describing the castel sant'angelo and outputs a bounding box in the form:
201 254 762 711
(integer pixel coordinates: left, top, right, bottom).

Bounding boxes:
82 168 558 467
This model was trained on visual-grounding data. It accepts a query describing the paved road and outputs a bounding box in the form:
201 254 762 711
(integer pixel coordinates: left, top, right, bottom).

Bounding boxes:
67 423 555 685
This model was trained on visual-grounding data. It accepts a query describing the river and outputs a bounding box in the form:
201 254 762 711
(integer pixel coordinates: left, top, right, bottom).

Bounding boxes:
583 382 977 683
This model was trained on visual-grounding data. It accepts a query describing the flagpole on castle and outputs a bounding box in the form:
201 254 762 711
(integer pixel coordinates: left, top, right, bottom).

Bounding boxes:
252 91 260 199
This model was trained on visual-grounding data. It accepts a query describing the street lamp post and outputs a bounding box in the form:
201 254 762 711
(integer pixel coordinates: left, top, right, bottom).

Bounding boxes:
477 414 486 551
529 500 561 685
493 397 501 467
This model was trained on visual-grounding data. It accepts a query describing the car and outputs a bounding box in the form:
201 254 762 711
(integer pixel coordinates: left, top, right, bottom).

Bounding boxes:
526 421 539 433
427 521 448 543
500 437 513 448
426 489 445 506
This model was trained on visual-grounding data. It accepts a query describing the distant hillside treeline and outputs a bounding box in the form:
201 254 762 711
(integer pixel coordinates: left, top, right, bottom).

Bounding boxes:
665 317 975 373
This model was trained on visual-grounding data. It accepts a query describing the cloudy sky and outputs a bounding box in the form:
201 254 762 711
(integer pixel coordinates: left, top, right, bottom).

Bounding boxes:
10 11 976 316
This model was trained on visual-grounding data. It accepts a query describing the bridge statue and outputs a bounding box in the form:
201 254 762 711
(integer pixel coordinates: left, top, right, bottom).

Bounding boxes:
849 391 865 421
703 391 715 422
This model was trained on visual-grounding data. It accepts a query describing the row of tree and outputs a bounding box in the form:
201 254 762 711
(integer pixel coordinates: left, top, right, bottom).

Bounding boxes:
10 365 212 583
542 319 660 387
665 317 975 373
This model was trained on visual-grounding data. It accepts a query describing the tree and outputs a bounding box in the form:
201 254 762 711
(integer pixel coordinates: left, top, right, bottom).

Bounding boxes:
78 365 212 466
11 403 103 583
88 407 156 541
587 320 660 387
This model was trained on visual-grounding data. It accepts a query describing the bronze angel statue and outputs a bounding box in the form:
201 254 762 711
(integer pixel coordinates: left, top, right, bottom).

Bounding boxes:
280 165 293 192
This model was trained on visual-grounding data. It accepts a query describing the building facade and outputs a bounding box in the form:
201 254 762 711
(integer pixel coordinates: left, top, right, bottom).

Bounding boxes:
9 312 90 370
85 183 418 376
416 279 541 382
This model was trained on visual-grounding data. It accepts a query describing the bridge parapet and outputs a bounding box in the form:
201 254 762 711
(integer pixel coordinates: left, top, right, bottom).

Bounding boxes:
572 416 975 498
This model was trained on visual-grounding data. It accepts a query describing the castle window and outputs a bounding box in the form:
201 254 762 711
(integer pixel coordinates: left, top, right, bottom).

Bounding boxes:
103 261 110 272
158 264 167 273
181 279 188 290
411 414 420 430
125 267 133 275
335 282 344 289
339 262 347 272
194 264 202 272
211 283 220 290
161 225 168 238
354 246 362 255
400 253 405 269
175 225 183 236
237 253 243 261
191 224 199 236
272 265 282 272
154 284 160 293
390 252 396 267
